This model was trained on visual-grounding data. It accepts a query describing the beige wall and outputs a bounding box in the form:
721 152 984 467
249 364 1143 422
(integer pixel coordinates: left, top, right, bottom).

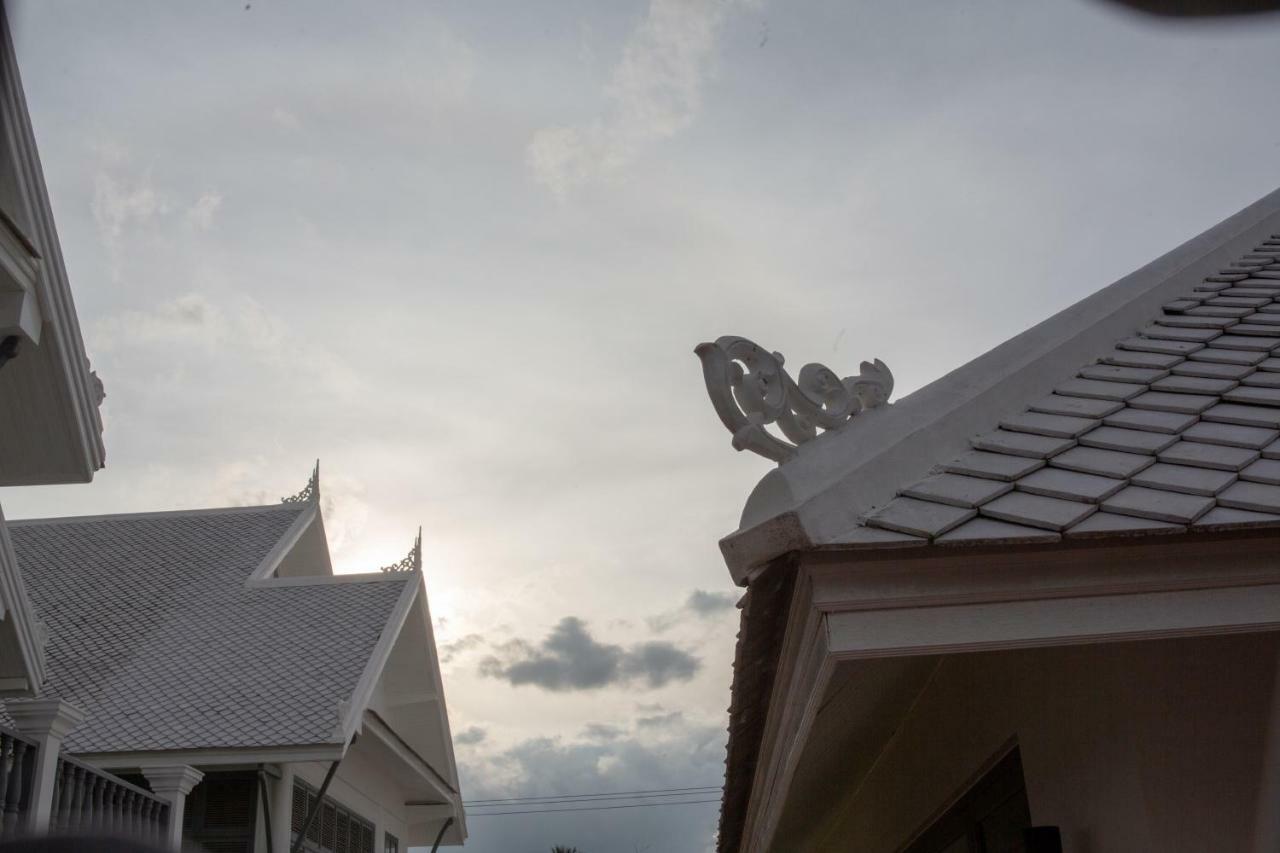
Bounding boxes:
799 632 1280 853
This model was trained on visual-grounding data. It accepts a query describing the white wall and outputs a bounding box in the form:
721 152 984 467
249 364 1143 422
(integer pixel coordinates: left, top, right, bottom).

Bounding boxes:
796 632 1280 853
290 745 411 853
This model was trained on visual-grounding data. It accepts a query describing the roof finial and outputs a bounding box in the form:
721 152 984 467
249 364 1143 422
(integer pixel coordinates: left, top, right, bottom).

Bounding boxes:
694 336 893 464
380 527 422 573
281 460 320 504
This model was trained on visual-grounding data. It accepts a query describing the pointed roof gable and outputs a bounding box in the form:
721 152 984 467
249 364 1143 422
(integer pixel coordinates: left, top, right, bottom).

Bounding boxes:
716 187 1280 580
5 503 414 755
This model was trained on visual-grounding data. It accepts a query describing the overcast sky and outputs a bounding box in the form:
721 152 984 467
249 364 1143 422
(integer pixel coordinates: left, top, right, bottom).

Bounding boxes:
6 1 1280 851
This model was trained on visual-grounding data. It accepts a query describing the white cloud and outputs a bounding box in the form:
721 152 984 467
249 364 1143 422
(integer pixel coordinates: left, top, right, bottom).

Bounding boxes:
527 0 735 197
270 106 301 130
186 191 223 230
92 169 168 251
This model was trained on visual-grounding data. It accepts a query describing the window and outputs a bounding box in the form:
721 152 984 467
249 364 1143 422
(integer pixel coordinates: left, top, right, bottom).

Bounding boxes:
291 779 375 853
384 832 399 853
904 749 1033 853
182 771 260 853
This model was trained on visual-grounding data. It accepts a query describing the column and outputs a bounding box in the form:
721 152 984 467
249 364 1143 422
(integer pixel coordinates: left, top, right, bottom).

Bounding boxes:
5 698 86 833
143 765 204 850
270 764 294 853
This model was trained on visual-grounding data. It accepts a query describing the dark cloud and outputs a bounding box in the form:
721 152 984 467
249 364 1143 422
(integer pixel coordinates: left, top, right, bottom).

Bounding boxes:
582 723 624 741
647 589 740 632
685 589 737 616
479 617 700 691
454 726 487 746
459 721 725 853
439 632 484 664
636 711 684 729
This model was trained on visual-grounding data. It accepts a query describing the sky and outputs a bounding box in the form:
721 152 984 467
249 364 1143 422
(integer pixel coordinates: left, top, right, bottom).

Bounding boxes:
6 1 1280 851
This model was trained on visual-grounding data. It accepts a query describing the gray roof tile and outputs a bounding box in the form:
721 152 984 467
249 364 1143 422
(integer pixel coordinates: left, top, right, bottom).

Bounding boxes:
1117 337 1203 356
1055 377 1146 402
1050 446 1155 478
901 473 1013 508
1171 360 1254 379
945 451 1045 482
999 411 1098 439
1210 334 1279 352
972 430 1074 459
1128 390 1217 414
1102 408 1197 434
1181 421 1278 449
1241 373 1280 388
1149 375 1237 396
1188 347 1267 365
1078 426 1177 455
979 492 1096 532
1027 394 1124 418
1157 440 1259 471
1241 459 1280 486
832 526 927 549
1202 403 1280 428
1228 324 1280 337
1264 438 1280 460
1242 313 1280 326
1192 506 1280 529
1130 462 1236 496
6 506 411 754
1101 486 1214 524
866 498 975 539
1140 325 1220 343
1217 481 1280 514
1225 386 1280 407
1156 315 1235 329
1078 364 1169 383
1065 511 1184 538
1192 304 1253 316
1015 468 1125 503
1100 349 1183 369
935 518 1061 546
1260 357 1280 371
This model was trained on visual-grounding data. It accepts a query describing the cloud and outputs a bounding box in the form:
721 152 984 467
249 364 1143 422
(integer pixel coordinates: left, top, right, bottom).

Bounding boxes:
526 0 735 196
479 616 700 691
454 726 488 746
637 710 684 729
440 632 484 664
92 169 169 248
186 191 223 230
648 588 739 632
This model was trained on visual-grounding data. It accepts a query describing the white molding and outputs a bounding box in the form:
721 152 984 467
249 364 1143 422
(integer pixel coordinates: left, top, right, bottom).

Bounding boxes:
5 698 85 739
826 583 1280 660
336 578 421 745
362 711 457 803
142 764 205 798
245 501 319 582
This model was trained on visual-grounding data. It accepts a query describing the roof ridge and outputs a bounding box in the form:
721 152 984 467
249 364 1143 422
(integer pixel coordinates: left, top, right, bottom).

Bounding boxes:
9 501 306 527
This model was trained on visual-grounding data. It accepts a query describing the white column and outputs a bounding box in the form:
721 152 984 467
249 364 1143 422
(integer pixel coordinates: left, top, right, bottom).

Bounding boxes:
143 765 204 850
270 763 294 853
5 698 86 833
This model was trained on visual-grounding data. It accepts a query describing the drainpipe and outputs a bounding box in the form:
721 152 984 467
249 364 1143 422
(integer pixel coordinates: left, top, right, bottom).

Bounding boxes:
429 816 453 853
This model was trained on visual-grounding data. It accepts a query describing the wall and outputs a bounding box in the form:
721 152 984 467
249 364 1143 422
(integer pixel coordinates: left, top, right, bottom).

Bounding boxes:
285 745 411 853
800 632 1280 853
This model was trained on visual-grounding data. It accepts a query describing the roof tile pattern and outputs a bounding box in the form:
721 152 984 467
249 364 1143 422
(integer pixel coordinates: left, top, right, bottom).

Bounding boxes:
5 506 410 754
861 238 1280 546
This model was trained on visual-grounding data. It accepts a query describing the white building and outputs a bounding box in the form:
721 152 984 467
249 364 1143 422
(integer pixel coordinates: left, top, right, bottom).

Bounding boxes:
6 469 467 851
698 188 1280 852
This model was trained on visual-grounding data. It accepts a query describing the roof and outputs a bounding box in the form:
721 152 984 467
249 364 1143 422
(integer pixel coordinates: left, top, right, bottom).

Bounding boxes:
716 187 1280 579
4 503 412 755
854 239 1280 545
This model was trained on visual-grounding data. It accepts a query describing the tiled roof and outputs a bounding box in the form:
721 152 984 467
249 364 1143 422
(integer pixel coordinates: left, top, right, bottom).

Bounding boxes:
854 237 1280 547
4 505 410 755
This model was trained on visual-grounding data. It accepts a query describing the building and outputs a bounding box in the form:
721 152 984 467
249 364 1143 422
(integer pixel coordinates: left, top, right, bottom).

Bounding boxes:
697 188 1280 852
5 468 467 851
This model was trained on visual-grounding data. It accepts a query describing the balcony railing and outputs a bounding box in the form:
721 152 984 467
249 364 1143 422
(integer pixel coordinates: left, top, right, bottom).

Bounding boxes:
0 727 36 834
50 755 169 842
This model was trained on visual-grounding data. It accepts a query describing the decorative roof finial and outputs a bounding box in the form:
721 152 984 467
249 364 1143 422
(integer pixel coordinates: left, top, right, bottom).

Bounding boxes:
281 460 320 504
380 527 422 573
694 336 893 464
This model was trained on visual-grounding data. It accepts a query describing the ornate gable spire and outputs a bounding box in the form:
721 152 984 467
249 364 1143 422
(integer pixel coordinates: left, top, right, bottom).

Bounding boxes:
694 336 893 464
281 460 320 504
380 527 422 573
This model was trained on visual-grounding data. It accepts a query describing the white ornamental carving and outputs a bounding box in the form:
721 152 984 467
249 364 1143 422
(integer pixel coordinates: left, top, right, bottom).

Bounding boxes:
694 336 893 463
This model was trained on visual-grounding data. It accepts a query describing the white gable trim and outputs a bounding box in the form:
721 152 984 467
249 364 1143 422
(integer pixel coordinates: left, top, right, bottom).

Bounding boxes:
337 575 421 745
